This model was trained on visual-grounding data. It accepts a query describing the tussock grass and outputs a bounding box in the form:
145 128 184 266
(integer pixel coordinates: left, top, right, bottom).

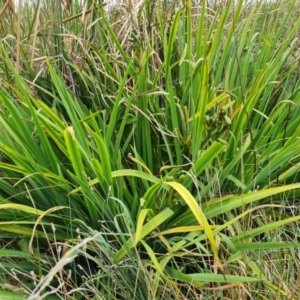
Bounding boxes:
0 0 300 299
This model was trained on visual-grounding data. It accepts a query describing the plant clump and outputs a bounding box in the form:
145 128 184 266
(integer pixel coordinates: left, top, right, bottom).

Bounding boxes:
0 0 299 299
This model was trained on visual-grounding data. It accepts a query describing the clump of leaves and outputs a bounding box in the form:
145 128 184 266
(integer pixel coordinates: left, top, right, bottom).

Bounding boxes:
0 0 299 299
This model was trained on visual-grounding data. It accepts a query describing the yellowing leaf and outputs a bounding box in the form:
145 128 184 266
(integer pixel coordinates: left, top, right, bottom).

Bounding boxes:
164 182 221 268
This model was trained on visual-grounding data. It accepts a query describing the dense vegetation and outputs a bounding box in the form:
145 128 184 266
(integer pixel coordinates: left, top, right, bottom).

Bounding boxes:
0 0 299 299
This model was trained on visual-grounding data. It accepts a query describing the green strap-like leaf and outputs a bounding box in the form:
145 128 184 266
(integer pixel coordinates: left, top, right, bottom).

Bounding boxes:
165 266 259 284
113 208 173 263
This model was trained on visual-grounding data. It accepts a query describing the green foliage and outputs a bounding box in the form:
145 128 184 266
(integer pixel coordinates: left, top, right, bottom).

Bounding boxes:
0 0 299 299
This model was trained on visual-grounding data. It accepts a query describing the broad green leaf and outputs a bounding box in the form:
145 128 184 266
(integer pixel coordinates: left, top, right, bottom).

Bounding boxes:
140 240 164 276
0 292 27 300
135 209 149 245
37 113 67 156
165 266 259 283
181 142 224 187
232 215 300 242
165 266 205 287
69 169 160 195
84 122 113 186
113 208 173 263
36 100 65 130
227 251 243 263
0 249 36 259
234 242 300 251
227 175 247 190
0 225 45 237
64 127 86 182
203 183 300 219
